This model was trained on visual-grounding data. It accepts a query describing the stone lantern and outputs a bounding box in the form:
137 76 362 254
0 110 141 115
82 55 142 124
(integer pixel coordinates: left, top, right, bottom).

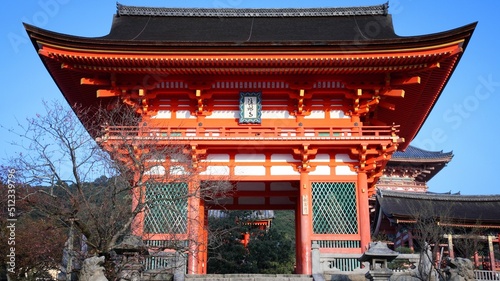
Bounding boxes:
359 241 399 281
112 235 147 280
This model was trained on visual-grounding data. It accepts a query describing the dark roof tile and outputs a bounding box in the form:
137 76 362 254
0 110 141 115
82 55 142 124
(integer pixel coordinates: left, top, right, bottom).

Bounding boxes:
103 3 398 42
377 190 500 223
392 145 453 161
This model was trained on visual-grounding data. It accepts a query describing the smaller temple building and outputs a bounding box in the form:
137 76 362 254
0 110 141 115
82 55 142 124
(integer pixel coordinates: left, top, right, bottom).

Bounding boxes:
376 146 453 193
372 146 500 271
373 189 500 271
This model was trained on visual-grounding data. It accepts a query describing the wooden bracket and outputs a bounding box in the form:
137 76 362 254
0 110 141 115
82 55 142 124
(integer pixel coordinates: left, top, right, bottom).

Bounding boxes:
288 88 311 117
293 144 317 171
188 89 212 116
81 77 110 86
187 144 207 168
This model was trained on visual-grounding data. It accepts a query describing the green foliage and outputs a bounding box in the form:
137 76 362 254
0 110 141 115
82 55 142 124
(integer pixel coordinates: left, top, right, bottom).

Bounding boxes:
395 246 414 254
247 228 295 274
272 210 296 241
388 258 412 270
208 210 295 274
207 210 255 273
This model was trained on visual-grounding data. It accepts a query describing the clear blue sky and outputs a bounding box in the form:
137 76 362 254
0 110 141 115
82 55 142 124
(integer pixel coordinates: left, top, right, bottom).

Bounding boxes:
1 1 499 195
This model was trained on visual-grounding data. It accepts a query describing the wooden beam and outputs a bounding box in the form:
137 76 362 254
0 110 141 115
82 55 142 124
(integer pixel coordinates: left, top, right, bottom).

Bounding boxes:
298 89 305 114
378 101 396 110
369 119 387 126
81 77 109 86
96 89 120 98
392 76 421 86
381 89 405 98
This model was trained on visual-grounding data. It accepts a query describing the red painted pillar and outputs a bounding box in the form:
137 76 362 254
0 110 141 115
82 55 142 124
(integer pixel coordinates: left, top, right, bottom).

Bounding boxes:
295 198 303 274
187 181 200 274
357 171 371 252
298 171 312 274
474 252 480 269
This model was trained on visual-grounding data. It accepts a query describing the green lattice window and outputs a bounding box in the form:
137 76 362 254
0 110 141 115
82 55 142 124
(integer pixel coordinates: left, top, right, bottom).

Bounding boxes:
144 182 188 234
312 182 358 234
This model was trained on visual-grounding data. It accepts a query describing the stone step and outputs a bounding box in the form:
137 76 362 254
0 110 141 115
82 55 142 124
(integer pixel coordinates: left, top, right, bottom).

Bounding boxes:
185 274 313 281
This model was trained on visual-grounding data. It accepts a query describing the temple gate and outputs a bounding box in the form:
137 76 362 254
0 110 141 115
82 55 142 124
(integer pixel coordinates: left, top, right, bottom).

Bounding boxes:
25 3 475 275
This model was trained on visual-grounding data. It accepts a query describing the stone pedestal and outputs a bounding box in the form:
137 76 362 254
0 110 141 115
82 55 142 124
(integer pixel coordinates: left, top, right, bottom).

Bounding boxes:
365 268 394 281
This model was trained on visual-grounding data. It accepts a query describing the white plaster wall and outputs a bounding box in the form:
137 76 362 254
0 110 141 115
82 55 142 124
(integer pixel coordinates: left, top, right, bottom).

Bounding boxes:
145 165 165 176
335 154 357 163
304 110 325 119
270 166 300 176
199 166 230 176
151 110 172 119
235 153 266 162
204 110 238 119
335 166 357 176
310 154 330 162
309 165 331 175
234 166 266 176
202 154 230 162
176 110 195 119
330 110 348 119
271 154 298 162
261 110 294 119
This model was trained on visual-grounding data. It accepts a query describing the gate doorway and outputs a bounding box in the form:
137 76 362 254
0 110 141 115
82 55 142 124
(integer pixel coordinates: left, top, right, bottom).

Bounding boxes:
207 210 296 274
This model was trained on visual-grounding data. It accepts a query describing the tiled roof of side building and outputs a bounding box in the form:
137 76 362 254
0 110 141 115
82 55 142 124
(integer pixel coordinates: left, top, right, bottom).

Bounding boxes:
376 190 500 223
392 145 453 161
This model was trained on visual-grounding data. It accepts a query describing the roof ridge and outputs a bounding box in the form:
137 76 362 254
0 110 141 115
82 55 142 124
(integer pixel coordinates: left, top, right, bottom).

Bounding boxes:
378 190 500 202
116 3 389 18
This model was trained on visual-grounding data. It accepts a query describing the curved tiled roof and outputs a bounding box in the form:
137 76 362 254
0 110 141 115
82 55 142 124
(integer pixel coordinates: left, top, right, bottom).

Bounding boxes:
383 145 453 182
102 3 398 42
392 145 453 162
376 190 500 224
208 210 274 220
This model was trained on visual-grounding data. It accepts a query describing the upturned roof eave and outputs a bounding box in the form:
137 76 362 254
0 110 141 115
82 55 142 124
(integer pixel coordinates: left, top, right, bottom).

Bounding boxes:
24 21 477 53
378 189 500 202
389 157 453 164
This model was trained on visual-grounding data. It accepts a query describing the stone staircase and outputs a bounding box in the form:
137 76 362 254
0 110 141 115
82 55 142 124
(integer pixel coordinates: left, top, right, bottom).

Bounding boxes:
184 274 313 281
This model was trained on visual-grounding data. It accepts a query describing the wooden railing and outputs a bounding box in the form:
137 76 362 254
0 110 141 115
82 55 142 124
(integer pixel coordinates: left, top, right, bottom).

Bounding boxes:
100 125 399 141
475 270 500 280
